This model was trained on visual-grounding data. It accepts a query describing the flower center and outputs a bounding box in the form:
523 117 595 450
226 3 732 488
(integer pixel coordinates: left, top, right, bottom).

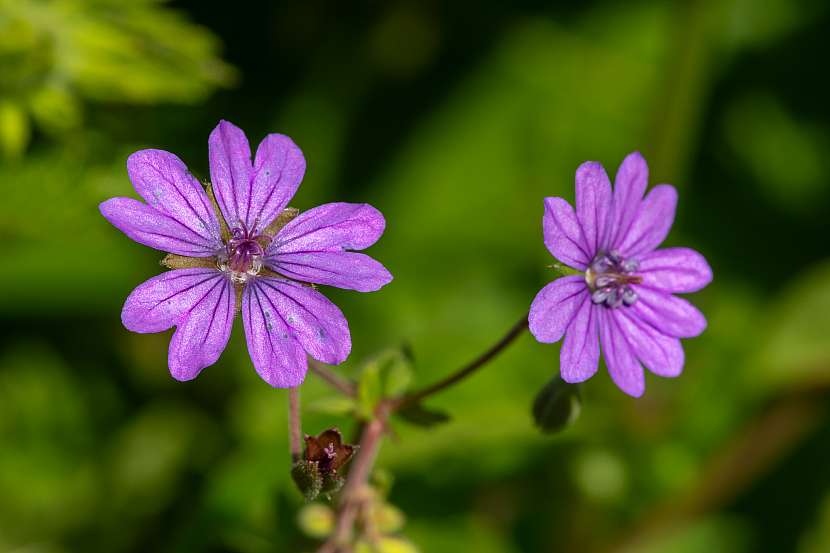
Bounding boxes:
585 251 641 309
218 224 265 284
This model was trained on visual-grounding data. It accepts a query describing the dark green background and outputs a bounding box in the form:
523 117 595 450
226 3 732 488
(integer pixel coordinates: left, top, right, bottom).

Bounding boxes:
2 0 830 551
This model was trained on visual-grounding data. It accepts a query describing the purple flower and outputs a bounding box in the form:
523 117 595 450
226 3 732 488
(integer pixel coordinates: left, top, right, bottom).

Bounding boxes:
528 152 712 397
100 120 392 387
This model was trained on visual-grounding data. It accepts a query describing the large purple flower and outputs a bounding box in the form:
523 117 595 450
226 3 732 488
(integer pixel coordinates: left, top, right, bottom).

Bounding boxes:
529 152 712 397
100 120 392 387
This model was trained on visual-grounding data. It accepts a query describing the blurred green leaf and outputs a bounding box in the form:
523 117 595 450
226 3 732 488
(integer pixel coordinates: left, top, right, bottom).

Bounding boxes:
0 0 236 153
725 94 829 213
0 345 97 543
755 259 830 392
297 503 334 539
358 356 383 419
372 502 406 534
0 99 30 157
307 396 358 416
396 403 451 428
357 349 414 418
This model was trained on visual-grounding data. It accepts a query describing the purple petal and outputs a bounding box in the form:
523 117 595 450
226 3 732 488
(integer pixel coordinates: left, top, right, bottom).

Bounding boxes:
630 285 707 338
615 184 677 258
247 134 306 234
100 198 221 256
122 268 226 332
615 308 684 377
271 252 392 292
208 120 254 229
542 197 591 270
599 309 645 397
121 268 234 381
559 295 600 383
607 151 648 249
266 203 391 291
243 277 351 387
126 149 223 247
242 282 308 388
575 161 612 254
272 203 386 252
636 247 712 293
529 276 588 343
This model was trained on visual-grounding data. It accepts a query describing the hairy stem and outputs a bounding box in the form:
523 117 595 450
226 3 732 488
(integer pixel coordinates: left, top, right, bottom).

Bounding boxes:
288 387 302 462
392 313 529 410
316 313 529 552
309 358 357 397
319 408 387 553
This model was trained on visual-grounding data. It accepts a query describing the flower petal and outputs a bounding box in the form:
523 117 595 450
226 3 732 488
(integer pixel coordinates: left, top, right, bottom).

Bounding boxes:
575 161 612 255
616 308 684 377
616 184 677 258
271 203 386 252
122 268 227 332
127 149 223 247
242 285 306 388
630 285 707 338
208 120 254 229
636 247 712 293
121 268 234 381
559 295 600 383
542 197 591 270
599 309 645 397
607 151 648 249
247 133 306 234
100 197 220 256
168 276 235 381
243 277 351 387
266 203 391 291
271 252 392 292
529 276 587 343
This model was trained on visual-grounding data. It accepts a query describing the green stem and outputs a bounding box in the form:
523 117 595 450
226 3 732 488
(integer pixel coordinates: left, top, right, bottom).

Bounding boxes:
391 313 529 411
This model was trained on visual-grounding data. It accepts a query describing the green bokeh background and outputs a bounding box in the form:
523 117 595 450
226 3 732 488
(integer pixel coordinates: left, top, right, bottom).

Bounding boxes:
2 1 830 551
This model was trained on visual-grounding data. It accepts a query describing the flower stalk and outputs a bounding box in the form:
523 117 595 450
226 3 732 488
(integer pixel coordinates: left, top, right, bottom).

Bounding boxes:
316 314 529 552
391 313 529 410
289 387 302 462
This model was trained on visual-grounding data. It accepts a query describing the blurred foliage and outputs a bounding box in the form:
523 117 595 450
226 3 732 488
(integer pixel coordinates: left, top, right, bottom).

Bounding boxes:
0 0 236 157
0 0 829 552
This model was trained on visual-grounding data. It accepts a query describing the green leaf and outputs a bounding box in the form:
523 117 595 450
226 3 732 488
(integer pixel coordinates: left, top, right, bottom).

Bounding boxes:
531 376 581 434
306 396 357 417
373 502 406 534
357 349 415 417
382 353 414 397
396 403 451 428
357 358 383 419
0 100 30 158
755 260 830 392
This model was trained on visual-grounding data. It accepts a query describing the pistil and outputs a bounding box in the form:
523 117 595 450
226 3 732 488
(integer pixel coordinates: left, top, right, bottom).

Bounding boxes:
218 223 266 283
585 251 641 309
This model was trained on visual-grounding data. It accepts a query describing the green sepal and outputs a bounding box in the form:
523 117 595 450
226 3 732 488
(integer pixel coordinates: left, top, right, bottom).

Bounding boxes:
291 460 323 501
531 375 581 434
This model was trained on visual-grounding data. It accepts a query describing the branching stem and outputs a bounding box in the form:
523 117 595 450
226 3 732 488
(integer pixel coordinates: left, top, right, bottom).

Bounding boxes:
315 313 529 552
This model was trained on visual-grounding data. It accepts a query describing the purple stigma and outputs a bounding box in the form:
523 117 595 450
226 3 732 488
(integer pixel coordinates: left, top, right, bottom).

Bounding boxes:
585 251 641 309
218 223 265 283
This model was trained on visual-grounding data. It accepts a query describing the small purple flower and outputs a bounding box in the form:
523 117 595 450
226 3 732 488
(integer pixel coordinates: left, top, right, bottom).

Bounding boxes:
529 152 712 397
100 120 392 387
